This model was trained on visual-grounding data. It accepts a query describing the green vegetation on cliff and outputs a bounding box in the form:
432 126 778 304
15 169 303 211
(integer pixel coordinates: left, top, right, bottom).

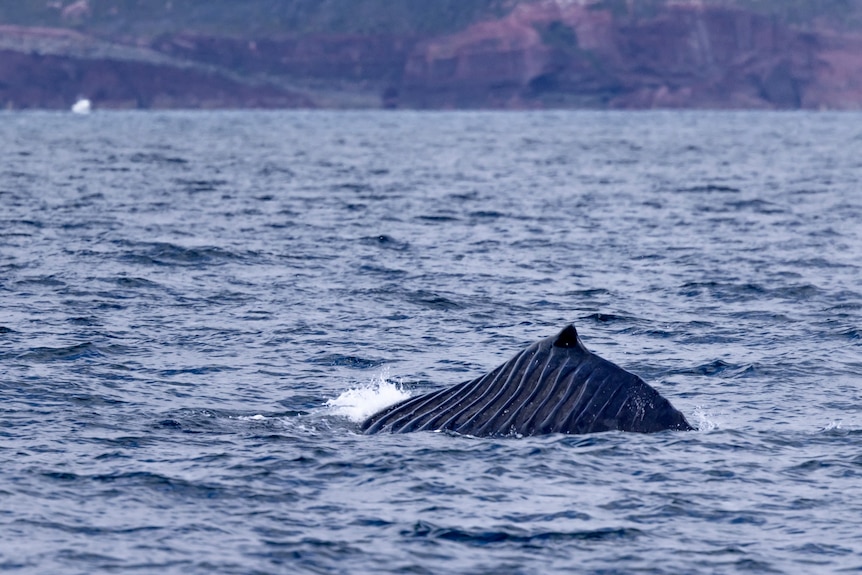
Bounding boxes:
589 0 862 27
717 0 862 28
2 0 861 38
0 0 514 36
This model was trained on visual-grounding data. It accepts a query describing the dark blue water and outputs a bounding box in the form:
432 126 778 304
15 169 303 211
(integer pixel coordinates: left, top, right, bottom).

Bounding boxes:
1 110 861 574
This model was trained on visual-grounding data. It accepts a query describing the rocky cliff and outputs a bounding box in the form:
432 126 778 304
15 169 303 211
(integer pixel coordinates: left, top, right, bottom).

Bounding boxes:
401 1 862 109
1 0 861 110
0 25 312 109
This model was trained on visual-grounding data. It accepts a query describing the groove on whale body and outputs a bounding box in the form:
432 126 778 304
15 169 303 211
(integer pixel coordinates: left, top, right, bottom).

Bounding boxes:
362 324 693 437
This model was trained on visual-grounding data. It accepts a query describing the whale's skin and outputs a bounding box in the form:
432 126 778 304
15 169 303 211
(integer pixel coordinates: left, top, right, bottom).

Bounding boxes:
362 324 693 436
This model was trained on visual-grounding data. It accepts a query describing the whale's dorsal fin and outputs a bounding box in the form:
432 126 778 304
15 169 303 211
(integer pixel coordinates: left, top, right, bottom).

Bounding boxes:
553 324 581 348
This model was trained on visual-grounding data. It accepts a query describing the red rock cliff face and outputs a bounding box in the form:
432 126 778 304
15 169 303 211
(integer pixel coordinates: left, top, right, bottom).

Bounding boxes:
399 2 862 109
1 1 862 109
0 49 312 109
152 33 415 83
0 25 312 109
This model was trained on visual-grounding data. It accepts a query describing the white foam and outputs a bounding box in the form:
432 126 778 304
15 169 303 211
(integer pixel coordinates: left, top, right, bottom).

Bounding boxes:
691 406 721 432
326 367 412 423
821 420 843 431
223 413 269 423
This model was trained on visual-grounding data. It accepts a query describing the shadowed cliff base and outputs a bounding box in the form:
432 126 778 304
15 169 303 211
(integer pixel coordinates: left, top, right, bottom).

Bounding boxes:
2 0 862 110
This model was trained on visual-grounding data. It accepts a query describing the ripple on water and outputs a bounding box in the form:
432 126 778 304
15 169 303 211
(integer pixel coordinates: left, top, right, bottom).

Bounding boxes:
1 111 862 575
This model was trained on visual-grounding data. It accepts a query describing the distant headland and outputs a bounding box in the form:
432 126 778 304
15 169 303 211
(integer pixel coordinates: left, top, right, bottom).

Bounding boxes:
2 0 861 110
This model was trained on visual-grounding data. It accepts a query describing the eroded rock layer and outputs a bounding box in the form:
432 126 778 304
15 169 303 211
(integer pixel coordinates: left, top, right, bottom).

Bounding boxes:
2 1 861 109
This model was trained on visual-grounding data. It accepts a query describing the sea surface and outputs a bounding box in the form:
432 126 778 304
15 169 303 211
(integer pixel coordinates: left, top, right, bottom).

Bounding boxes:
1 110 861 574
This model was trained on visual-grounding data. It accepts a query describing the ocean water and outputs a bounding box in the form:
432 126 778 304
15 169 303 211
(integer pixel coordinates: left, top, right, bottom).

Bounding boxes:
1 110 861 574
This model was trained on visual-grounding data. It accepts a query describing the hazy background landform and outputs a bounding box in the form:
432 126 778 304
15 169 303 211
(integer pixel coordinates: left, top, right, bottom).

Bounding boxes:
2 0 862 110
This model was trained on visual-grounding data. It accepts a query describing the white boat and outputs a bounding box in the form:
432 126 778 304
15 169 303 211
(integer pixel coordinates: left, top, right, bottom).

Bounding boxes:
71 98 92 114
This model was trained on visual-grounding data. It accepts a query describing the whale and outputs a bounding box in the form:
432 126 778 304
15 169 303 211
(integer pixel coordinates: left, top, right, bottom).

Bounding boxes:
362 324 693 436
